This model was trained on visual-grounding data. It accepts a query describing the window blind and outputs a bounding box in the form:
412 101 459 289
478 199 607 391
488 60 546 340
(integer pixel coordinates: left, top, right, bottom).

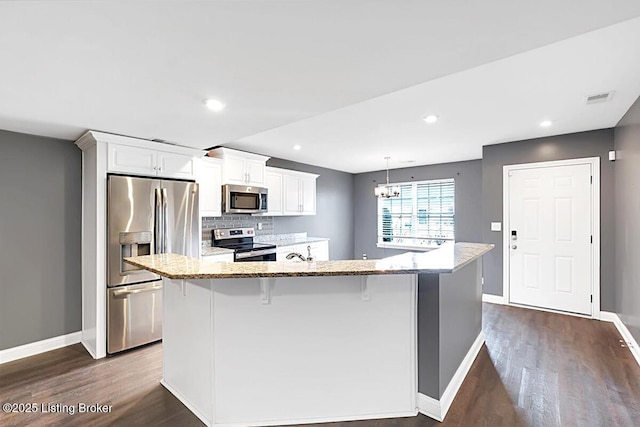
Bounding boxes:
378 178 454 248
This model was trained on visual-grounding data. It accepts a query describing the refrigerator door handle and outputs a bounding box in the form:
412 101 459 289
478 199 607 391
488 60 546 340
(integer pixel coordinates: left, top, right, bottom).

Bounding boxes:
162 187 168 254
113 283 163 297
154 188 163 254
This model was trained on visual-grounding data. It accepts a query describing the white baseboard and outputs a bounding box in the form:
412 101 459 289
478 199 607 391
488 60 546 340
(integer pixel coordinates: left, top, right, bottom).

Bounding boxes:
417 331 485 422
81 339 98 360
600 311 640 367
482 294 505 305
162 380 417 427
0 331 82 364
161 380 212 426
417 393 443 422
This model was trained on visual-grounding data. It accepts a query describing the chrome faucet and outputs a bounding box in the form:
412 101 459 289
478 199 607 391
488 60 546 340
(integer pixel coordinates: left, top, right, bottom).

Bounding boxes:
286 246 314 262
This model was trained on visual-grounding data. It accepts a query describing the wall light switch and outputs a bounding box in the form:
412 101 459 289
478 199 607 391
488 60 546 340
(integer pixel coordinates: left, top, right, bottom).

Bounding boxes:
491 222 502 232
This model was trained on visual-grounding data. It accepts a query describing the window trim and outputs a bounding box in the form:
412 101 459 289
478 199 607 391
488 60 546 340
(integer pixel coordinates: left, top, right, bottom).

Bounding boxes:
376 242 440 252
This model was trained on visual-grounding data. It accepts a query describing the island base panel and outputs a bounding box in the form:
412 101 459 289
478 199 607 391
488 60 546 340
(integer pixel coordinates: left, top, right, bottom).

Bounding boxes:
163 275 417 426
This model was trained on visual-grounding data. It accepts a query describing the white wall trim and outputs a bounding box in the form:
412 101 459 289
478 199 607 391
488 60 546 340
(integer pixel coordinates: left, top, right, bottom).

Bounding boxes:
81 339 97 359
0 332 81 365
482 293 505 305
600 312 640 367
164 379 418 427
417 331 485 422
161 380 212 426
439 331 485 418
502 157 601 319
507 302 593 319
416 393 443 422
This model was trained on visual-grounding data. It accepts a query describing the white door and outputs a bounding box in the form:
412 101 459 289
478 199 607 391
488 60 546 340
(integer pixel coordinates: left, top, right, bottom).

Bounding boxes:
508 163 592 315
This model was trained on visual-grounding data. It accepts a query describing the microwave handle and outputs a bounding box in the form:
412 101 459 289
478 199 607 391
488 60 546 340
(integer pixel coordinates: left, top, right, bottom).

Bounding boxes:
258 194 263 211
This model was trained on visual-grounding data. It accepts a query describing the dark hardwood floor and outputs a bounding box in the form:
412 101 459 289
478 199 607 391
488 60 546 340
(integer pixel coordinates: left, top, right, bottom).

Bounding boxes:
1 303 639 426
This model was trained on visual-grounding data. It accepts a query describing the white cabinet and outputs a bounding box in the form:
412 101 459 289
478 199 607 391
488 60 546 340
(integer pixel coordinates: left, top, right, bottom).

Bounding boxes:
276 240 329 261
108 142 197 179
245 159 266 186
75 130 204 359
308 240 329 261
261 167 318 217
157 151 196 178
195 157 223 217
300 174 316 215
207 147 268 186
283 170 318 215
264 167 284 215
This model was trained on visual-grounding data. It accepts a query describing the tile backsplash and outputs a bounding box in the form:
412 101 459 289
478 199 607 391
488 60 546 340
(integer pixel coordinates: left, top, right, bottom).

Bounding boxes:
202 215 274 245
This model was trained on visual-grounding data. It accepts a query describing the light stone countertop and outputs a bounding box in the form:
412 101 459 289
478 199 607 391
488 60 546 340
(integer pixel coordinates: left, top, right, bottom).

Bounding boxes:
125 242 494 279
253 233 329 247
201 247 234 257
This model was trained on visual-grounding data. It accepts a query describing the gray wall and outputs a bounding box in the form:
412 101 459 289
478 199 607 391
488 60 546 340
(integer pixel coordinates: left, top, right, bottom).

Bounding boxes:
417 259 483 399
481 129 616 311
267 158 355 260
353 160 482 260
0 130 81 350
614 96 640 343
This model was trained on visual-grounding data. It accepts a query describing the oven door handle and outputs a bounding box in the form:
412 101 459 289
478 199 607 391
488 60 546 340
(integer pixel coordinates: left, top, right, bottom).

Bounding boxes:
235 249 277 259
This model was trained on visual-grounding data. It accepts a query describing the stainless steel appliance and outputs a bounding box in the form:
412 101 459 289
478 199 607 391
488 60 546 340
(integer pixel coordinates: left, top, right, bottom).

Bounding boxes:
212 228 276 262
222 184 268 214
107 174 199 354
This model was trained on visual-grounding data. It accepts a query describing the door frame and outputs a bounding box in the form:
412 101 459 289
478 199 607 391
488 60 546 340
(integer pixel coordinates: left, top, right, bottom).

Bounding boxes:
502 157 601 319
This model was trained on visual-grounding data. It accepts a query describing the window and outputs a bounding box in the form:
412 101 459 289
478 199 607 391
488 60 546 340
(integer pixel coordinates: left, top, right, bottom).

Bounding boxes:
377 178 454 249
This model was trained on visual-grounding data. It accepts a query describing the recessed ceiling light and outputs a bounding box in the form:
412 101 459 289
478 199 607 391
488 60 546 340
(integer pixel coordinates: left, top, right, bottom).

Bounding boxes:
293 145 301 151
423 114 438 124
540 120 552 128
205 98 226 112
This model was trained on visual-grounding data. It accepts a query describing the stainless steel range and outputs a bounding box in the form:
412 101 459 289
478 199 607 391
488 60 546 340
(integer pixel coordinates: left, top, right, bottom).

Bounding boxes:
212 228 276 262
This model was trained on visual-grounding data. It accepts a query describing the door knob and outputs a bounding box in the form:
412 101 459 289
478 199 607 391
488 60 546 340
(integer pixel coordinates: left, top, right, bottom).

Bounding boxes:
511 245 518 249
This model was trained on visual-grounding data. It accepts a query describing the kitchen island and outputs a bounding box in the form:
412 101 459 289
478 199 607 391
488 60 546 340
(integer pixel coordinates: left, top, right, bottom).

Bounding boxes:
125 242 493 426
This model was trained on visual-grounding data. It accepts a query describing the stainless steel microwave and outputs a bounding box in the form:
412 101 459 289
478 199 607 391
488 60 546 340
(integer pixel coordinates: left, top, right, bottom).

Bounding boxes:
222 184 268 214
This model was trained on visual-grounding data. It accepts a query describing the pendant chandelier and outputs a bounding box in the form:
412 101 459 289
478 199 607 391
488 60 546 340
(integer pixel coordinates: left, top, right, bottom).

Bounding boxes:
374 157 400 198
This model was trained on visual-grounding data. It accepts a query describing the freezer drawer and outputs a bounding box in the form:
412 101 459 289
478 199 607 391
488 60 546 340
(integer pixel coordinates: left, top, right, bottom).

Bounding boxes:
107 281 163 354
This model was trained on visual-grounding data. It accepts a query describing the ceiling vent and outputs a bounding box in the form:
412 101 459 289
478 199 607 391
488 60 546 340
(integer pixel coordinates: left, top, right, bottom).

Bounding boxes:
586 91 614 104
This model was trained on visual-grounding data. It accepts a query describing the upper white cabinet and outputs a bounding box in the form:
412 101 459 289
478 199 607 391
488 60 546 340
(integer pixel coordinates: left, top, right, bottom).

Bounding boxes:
108 141 200 179
262 167 318 216
264 167 284 216
195 157 223 217
207 147 269 186
283 170 318 215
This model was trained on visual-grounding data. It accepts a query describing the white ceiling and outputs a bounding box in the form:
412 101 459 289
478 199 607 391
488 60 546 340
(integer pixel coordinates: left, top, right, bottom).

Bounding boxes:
1 1 640 173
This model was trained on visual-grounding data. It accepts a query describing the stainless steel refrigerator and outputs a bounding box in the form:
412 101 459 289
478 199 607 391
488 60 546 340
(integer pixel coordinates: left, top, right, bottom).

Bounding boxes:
107 174 199 354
